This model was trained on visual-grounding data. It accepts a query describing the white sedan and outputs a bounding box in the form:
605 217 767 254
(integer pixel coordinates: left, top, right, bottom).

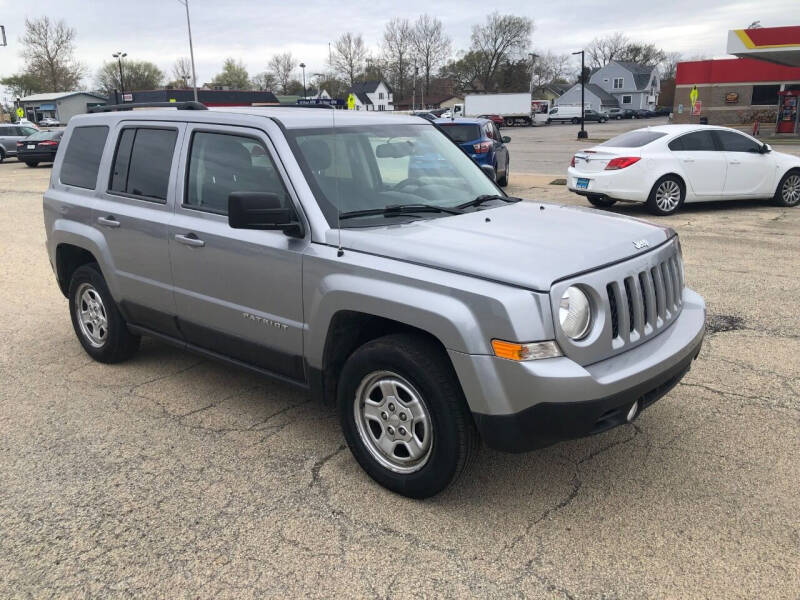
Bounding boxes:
567 124 800 215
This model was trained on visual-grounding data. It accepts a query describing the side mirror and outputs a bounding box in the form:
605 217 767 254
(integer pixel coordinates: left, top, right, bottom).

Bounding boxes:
480 164 497 181
501 136 511 144
761 143 771 154
228 192 304 238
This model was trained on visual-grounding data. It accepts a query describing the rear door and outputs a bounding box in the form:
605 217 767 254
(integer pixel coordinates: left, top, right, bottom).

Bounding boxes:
713 130 776 197
168 123 307 382
94 122 184 334
668 130 726 198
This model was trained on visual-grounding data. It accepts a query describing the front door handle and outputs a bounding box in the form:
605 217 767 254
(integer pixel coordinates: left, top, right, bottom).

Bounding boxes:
97 216 120 228
174 233 205 248
682 159 695 163
729 160 741 165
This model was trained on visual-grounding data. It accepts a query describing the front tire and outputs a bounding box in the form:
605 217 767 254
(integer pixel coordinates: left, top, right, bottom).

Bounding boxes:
497 160 509 187
647 175 685 216
774 169 800 207
571 117 579 124
338 333 478 499
68 264 140 363
25 161 38 167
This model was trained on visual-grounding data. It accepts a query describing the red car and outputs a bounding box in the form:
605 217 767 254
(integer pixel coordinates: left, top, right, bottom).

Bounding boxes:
478 114 504 128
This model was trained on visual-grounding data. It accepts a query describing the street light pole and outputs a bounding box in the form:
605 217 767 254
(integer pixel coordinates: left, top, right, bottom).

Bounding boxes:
299 62 307 99
112 51 127 98
177 0 199 102
572 49 587 139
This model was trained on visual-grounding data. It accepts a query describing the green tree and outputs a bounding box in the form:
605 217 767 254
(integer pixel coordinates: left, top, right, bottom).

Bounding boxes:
211 58 251 89
95 60 165 95
0 72 45 97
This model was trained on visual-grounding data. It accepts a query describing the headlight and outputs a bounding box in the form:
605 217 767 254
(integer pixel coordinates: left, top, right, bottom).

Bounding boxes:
559 286 592 340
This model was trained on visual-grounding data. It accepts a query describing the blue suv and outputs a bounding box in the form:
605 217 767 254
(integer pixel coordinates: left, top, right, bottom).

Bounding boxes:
435 118 511 186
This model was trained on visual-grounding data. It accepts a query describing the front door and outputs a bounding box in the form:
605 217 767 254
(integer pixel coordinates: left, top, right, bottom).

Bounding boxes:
94 122 184 334
713 130 776 198
169 123 307 382
669 130 727 198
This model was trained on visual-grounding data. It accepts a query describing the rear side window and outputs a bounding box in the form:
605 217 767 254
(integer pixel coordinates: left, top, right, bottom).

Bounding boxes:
714 130 761 153
669 131 716 152
61 126 109 189
600 131 667 148
109 128 178 201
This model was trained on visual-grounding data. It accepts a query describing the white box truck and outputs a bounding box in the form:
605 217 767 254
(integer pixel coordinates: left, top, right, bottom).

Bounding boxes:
464 93 533 126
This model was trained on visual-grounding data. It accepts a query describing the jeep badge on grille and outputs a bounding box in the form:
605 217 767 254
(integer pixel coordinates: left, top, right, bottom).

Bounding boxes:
633 239 649 249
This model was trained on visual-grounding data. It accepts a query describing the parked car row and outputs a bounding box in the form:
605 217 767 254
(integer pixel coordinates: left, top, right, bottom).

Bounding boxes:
0 123 62 166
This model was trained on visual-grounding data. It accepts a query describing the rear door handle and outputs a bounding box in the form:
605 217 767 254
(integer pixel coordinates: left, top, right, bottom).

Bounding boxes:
682 159 694 163
97 216 120 228
174 233 205 248
729 160 741 165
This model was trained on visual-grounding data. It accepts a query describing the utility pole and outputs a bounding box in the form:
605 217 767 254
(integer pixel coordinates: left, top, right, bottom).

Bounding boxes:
299 62 307 99
528 52 538 97
177 0 199 102
573 49 587 139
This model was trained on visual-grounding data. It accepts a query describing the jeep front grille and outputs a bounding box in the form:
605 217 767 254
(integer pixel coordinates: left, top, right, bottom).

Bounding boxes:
606 253 683 343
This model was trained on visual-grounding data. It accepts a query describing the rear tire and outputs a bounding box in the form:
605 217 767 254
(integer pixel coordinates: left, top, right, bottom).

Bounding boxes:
25 161 38 167
0 149 5 163
587 195 616 208
647 175 685 216
338 333 478 499
68 264 140 363
773 169 800 207
571 117 579 124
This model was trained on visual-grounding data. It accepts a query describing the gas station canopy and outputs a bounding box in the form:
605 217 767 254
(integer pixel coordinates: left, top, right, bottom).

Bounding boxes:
727 26 800 67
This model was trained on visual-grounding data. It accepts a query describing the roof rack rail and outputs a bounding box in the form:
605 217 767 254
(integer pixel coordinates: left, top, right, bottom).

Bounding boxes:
89 101 207 113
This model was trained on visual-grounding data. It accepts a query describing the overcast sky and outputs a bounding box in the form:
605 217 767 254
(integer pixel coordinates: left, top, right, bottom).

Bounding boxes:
0 0 795 94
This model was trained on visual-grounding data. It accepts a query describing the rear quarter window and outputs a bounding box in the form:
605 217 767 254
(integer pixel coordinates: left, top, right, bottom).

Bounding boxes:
60 126 109 190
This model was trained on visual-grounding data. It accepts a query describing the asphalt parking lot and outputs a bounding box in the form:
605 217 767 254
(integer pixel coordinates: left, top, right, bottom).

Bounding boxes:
1 143 798 597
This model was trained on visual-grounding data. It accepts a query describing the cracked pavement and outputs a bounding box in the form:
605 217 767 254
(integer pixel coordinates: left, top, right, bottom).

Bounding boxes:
1 156 798 598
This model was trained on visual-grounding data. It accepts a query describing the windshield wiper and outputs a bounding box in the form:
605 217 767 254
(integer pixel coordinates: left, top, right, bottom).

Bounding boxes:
456 194 522 210
339 203 464 220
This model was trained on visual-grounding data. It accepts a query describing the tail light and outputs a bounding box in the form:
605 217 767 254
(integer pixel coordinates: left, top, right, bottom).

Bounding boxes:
473 141 492 154
570 155 576 167
38 140 58 146
605 157 641 170
16 142 23 147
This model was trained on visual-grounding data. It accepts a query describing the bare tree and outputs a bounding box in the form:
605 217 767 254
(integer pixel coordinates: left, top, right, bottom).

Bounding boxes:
251 71 277 91
19 16 85 91
586 32 629 69
172 57 192 87
530 50 571 89
659 51 683 80
617 42 666 66
268 52 298 94
411 15 451 95
470 12 533 91
382 18 414 100
331 32 367 87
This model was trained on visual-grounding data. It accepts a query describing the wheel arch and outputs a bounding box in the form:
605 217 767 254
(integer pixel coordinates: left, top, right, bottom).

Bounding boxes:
55 244 99 297
775 166 800 196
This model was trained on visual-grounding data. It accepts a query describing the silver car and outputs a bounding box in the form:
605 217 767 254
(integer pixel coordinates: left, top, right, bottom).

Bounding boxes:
0 123 40 161
43 103 706 498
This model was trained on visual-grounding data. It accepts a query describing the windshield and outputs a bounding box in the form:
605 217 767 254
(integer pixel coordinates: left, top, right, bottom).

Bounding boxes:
288 124 501 227
599 130 667 148
437 123 481 143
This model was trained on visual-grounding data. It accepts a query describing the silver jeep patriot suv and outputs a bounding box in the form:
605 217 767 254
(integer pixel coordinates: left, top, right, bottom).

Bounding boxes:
43 102 705 498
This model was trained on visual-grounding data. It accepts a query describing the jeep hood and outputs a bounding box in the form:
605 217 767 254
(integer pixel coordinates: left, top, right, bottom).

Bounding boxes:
329 202 672 291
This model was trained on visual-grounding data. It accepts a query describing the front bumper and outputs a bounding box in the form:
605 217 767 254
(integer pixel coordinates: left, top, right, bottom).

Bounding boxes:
449 288 705 452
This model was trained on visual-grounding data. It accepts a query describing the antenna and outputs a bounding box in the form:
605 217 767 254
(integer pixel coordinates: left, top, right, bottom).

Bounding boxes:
333 98 343 257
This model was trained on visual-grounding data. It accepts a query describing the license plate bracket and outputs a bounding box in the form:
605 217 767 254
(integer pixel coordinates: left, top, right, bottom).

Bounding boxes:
576 178 590 189
27 144 35 149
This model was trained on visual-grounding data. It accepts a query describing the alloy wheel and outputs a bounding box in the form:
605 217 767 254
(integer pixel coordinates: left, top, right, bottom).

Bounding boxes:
782 174 800 206
353 370 433 474
75 283 108 348
655 180 681 212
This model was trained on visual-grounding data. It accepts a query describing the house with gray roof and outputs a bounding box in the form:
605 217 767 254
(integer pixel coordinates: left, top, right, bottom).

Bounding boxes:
346 80 393 111
556 61 660 111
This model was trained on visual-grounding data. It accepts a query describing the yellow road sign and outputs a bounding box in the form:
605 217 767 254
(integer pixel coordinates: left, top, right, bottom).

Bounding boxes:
689 86 698 110
347 93 356 110
16 107 24 118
